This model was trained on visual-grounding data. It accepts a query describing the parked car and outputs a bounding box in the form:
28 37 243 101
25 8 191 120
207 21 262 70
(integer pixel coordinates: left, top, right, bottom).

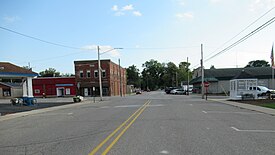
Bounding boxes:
170 88 186 95
165 87 177 94
249 86 272 96
136 90 142 94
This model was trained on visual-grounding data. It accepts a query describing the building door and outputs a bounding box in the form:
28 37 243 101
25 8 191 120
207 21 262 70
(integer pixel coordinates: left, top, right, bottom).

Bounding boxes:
56 88 64 97
84 88 89 96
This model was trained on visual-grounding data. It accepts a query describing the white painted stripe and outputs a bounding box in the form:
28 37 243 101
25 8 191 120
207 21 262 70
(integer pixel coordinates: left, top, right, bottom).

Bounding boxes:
160 150 169 154
99 106 110 109
231 126 275 133
231 127 240 131
203 111 262 114
35 113 73 116
148 104 164 107
114 105 141 108
202 111 208 114
114 104 164 108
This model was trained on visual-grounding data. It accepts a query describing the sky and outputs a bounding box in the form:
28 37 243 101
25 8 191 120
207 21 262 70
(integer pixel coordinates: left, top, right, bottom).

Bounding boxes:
1 0 275 74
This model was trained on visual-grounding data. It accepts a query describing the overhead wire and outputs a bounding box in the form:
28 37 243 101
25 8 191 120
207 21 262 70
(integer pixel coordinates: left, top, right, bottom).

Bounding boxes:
205 6 275 59
204 16 275 63
0 26 83 50
190 8 275 70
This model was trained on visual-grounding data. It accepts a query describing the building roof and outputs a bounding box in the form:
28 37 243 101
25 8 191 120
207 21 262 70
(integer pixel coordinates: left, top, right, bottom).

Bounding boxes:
0 62 38 77
191 67 275 84
74 59 111 64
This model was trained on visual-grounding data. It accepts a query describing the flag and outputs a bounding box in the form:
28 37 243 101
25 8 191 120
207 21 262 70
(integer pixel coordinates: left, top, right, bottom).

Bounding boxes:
271 43 275 69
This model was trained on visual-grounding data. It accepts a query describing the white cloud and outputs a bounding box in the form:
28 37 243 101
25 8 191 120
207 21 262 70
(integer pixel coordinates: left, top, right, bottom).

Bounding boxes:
250 0 275 11
133 11 142 16
111 4 142 17
177 0 185 6
209 0 222 3
115 11 125 16
81 45 97 51
111 5 118 11
122 4 134 11
176 12 194 19
3 15 20 23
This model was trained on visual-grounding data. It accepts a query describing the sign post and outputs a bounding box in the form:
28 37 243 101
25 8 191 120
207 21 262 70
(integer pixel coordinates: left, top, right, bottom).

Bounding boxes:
93 87 95 103
204 82 210 100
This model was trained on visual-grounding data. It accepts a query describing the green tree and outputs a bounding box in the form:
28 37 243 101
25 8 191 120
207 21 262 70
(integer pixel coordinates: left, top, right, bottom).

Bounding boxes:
22 66 31 70
162 62 178 87
178 61 191 84
245 60 270 67
210 65 215 69
141 59 164 90
126 65 141 88
39 68 61 77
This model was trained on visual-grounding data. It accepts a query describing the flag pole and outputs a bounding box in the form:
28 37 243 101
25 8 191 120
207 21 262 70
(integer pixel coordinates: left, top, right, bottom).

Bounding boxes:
271 42 274 89
272 68 274 89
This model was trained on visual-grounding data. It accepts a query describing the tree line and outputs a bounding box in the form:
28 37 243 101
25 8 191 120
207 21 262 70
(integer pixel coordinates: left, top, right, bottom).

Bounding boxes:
126 59 191 91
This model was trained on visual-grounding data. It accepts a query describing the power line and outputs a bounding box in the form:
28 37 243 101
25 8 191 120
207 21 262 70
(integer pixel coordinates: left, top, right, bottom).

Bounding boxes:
205 16 275 62
0 26 83 50
205 6 275 60
123 46 200 50
190 16 275 70
16 51 91 65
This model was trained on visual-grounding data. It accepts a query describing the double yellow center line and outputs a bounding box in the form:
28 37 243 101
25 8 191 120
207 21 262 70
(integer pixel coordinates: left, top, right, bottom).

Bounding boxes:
89 100 151 155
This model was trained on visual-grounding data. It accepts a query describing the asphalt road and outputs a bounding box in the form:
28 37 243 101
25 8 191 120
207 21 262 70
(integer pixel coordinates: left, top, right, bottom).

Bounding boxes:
0 91 274 155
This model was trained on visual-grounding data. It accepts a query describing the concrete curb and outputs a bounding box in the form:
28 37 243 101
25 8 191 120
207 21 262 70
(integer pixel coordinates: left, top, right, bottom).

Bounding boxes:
210 99 275 116
0 100 94 122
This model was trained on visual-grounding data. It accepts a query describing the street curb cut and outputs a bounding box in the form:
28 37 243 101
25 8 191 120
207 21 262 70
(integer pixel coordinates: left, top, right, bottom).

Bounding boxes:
209 99 275 116
0 100 95 122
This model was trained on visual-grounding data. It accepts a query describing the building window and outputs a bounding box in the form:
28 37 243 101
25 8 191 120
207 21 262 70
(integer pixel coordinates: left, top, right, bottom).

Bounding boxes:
94 70 98 78
87 70 91 78
80 70 84 78
34 89 40 94
3 88 11 96
66 88 71 95
102 70 106 78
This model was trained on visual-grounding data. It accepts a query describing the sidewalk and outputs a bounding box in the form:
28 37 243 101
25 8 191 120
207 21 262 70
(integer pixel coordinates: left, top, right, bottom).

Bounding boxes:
209 98 275 116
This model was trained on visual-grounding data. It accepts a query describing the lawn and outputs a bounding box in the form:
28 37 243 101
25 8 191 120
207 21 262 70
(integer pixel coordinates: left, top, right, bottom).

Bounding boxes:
237 99 275 109
259 103 275 109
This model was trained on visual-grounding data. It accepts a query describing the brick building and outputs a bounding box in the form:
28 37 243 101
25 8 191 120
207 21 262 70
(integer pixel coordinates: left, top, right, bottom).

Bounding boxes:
32 77 76 97
74 59 127 96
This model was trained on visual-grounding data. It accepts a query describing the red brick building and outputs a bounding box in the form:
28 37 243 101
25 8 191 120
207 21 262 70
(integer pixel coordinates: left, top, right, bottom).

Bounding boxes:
74 59 126 96
32 77 76 97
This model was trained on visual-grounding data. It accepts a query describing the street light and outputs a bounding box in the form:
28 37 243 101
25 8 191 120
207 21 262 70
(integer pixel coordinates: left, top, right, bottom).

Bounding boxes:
97 46 123 101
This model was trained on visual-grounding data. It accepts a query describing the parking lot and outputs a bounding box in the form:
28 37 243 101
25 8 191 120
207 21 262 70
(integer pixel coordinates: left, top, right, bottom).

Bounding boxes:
0 97 76 116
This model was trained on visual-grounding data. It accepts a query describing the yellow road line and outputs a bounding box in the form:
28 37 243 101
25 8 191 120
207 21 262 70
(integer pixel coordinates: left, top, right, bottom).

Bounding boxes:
102 101 150 155
89 100 150 155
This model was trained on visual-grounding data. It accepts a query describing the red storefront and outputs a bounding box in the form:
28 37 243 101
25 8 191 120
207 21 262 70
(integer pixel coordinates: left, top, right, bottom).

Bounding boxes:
32 77 76 97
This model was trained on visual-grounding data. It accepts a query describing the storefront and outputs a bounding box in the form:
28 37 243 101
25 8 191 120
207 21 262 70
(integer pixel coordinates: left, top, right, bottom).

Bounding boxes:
32 77 76 97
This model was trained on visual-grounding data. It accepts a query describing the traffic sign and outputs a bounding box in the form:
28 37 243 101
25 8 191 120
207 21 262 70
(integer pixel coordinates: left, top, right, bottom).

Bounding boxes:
204 82 210 87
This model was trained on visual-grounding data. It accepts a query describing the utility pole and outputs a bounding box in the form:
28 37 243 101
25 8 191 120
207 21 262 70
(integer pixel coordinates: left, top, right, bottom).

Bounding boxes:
98 46 103 101
201 44 204 99
187 57 189 95
176 72 178 87
119 59 122 97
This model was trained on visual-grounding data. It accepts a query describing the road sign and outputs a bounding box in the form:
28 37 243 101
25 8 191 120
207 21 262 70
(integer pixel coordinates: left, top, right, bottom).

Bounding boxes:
204 82 210 87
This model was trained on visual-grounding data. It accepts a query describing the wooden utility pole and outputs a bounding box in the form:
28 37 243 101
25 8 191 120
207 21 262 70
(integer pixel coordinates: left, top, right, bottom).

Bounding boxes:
201 44 204 99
